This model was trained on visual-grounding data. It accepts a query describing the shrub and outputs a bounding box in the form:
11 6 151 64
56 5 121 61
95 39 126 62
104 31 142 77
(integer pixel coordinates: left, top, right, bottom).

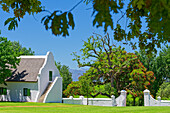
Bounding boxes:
156 82 170 100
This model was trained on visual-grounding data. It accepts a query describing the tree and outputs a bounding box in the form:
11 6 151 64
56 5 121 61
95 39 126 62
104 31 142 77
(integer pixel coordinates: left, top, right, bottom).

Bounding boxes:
63 73 112 98
11 41 34 55
72 34 155 105
136 45 170 97
55 62 72 96
156 82 170 100
0 37 20 84
0 36 34 84
156 45 170 81
63 81 81 97
1 0 169 54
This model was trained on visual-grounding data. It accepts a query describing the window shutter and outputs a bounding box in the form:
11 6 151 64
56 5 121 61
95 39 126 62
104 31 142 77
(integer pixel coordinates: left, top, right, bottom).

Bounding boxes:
0 88 2 95
23 88 27 96
49 71 52 81
27 89 30 96
3 88 7 95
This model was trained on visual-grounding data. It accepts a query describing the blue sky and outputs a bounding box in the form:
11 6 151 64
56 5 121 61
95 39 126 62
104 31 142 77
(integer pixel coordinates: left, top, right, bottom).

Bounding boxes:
0 0 148 69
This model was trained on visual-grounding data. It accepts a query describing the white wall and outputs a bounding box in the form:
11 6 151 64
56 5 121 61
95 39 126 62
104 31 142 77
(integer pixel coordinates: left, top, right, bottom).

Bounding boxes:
0 82 38 102
43 77 62 103
144 89 170 106
38 52 60 99
63 90 127 106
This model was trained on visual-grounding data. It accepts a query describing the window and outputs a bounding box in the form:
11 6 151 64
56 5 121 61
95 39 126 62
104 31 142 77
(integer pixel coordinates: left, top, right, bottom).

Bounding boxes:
0 87 7 95
23 88 30 96
49 71 52 81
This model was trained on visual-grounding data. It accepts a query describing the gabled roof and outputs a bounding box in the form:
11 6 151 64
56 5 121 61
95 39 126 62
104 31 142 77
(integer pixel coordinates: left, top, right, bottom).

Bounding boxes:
6 56 46 82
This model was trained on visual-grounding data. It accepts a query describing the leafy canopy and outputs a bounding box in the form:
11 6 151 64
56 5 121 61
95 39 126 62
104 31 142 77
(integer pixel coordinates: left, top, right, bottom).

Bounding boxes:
72 34 155 99
1 0 169 54
11 41 35 55
156 82 170 100
0 37 20 84
0 37 34 84
136 45 170 97
55 62 73 96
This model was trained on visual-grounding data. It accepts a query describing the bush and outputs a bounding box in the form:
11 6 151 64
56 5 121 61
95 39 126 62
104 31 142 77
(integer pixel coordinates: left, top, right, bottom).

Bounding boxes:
156 82 170 100
126 94 143 106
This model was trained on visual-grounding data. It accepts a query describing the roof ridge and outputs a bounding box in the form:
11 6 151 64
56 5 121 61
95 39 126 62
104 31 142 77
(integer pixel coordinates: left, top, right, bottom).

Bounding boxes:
19 56 46 58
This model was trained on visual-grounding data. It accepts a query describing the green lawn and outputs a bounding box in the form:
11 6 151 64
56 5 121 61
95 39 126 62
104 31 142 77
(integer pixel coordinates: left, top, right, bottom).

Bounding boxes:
0 102 169 113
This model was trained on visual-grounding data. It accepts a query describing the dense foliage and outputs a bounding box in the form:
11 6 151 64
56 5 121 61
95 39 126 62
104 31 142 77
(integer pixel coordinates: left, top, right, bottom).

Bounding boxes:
11 41 34 55
0 37 20 84
1 0 169 54
1 0 42 30
55 62 72 97
63 81 80 97
72 34 155 105
63 75 112 98
136 45 170 97
0 37 35 84
156 82 170 100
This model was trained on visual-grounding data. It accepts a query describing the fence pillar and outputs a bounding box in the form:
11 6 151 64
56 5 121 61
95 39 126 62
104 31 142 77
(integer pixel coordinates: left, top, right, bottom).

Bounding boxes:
69 96 73 104
79 96 84 105
111 95 116 106
143 89 150 106
120 90 127 106
157 96 161 106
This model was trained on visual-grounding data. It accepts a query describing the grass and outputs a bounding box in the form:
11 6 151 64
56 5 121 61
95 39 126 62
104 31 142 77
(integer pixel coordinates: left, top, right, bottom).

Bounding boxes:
0 102 170 113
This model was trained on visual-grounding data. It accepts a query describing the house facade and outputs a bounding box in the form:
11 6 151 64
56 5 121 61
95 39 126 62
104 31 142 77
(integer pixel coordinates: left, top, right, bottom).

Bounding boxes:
0 52 62 103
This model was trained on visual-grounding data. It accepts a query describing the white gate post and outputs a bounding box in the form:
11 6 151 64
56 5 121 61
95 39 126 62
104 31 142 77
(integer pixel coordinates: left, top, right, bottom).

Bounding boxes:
120 90 127 106
69 96 73 104
111 95 116 106
79 96 84 105
143 89 150 106
157 96 161 106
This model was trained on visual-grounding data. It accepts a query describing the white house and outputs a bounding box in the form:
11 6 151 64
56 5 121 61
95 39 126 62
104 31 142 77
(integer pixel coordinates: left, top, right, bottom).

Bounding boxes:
0 52 62 103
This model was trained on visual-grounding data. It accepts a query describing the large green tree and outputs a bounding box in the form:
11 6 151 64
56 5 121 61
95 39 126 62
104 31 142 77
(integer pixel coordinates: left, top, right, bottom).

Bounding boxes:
55 62 72 95
72 34 155 105
0 37 35 84
0 37 20 84
1 0 169 54
136 45 170 97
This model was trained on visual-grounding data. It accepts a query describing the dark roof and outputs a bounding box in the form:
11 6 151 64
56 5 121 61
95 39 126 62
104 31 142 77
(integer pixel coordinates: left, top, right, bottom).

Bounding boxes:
6 58 45 82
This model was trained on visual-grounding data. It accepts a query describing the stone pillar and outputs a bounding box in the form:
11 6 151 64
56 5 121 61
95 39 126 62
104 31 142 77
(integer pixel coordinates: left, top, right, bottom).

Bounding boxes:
157 96 161 106
120 90 127 106
143 89 150 106
79 96 84 105
111 95 116 106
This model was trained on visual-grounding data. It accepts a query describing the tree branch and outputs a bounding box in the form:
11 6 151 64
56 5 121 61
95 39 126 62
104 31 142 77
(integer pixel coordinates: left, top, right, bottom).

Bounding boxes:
117 12 126 24
69 0 83 12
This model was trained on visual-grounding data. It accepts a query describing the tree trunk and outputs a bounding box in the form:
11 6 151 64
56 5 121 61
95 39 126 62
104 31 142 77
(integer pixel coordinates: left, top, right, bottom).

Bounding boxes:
133 97 136 106
87 81 88 105
111 75 114 94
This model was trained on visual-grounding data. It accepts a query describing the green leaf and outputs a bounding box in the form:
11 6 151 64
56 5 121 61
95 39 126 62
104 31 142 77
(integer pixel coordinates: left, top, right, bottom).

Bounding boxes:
137 0 144 10
4 17 15 26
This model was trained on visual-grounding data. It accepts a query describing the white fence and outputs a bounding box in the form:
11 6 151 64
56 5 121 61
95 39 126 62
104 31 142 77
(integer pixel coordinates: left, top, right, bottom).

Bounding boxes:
63 90 127 106
144 89 170 106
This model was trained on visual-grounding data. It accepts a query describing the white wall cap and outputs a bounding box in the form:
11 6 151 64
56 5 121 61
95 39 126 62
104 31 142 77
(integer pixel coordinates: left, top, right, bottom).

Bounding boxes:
157 96 161 99
111 95 115 98
18 51 52 59
69 96 73 99
143 89 150 93
121 90 127 93
79 96 84 99
18 55 46 58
